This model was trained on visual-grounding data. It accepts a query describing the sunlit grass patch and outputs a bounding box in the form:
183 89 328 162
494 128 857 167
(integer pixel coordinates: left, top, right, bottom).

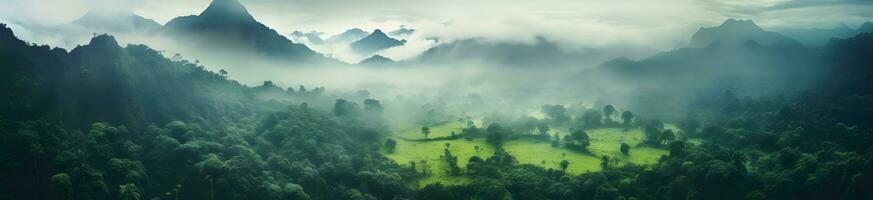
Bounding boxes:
586 128 669 165
384 137 496 187
503 140 601 174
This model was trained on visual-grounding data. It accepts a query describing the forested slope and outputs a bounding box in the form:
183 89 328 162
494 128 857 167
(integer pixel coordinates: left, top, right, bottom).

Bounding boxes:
0 24 413 200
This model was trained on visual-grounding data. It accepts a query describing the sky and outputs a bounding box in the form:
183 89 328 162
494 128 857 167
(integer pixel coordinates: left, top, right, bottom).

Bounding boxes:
1 0 872 51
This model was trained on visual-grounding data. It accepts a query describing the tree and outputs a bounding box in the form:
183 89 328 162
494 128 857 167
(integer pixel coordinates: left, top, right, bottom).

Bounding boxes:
50 173 73 200
679 115 701 136
421 126 431 138
385 139 397 153
333 99 360 116
603 105 616 122
444 149 461 176
580 109 603 128
195 154 228 200
363 99 383 115
564 129 591 151
541 104 570 124
600 156 611 169
642 120 665 145
621 110 635 127
537 122 549 135
669 141 686 157
661 129 676 144
560 160 570 172
551 133 560 147
118 183 141 200
620 143 630 155
219 69 228 78
486 123 508 148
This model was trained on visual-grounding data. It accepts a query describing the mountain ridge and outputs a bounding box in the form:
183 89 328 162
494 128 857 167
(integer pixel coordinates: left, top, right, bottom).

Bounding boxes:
690 19 798 48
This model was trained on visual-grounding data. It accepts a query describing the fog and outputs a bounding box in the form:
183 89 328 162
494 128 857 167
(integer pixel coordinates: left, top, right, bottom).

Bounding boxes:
1 0 869 124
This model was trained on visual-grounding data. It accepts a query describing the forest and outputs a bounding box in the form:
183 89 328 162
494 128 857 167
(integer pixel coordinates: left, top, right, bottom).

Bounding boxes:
2 0 873 199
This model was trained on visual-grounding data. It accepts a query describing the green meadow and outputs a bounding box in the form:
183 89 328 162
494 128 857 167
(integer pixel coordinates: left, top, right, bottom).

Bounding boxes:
384 121 673 187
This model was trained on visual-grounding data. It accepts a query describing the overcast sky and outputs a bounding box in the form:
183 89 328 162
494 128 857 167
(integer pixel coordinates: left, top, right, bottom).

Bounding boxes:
2 0 872 49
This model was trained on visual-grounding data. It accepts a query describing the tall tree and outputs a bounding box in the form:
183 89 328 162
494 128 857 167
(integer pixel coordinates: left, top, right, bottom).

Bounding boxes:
603 105 616 122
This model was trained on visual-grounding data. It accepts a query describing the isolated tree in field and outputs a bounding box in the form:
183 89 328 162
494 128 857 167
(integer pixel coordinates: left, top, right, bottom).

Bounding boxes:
621 110 635 126
421 126 431 138
603 105 616 122
219 69 228 78
486 123 508 147
385 139 397 153
661 129 676 144
560 160 570 172
643 120 665 145
564 129 591 151
620 143 630 155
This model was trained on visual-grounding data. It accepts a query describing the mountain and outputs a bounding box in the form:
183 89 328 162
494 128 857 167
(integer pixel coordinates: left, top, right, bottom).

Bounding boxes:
0 23 411 200
690 19 798 48
160 0 325 63
779 22 873 46
858 22 873 33
410 37 654 67
0 23 254 130
72 11 161 34
327 28 369 44
780 24 858 46
358 54 395 65
595 39 818 120
349 29 406 55
389 26 415 37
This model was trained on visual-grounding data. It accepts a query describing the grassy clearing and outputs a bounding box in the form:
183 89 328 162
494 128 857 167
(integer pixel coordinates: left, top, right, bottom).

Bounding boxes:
585 128 668 165
503 139 602 174
385 121 673 187
384 137 496 187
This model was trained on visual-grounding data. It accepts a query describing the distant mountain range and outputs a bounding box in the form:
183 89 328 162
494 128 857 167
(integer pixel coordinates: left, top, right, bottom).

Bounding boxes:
690 19 799 48
72 11 161 34
327 28 370 44
51 5 873 69
779 22 873 45
358 55 395 65
350 29 406 55
160 0 328 63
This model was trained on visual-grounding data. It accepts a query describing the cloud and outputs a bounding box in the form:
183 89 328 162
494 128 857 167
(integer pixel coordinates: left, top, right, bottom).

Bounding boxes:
770 0 873 9
3 0 873 52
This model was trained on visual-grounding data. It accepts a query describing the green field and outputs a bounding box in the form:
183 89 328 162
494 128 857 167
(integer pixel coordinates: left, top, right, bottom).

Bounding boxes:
385 121 671 187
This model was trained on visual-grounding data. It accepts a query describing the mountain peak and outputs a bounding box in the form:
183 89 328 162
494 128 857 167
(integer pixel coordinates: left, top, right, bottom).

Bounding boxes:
858 22 873 33
87 34 120 49
351 29 406 55
201 0 255 22
690 19 795 48
719 19 764 32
